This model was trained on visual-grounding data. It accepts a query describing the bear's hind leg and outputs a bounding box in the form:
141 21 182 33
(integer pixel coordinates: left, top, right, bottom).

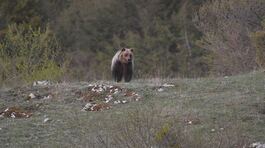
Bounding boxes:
124 74 132 82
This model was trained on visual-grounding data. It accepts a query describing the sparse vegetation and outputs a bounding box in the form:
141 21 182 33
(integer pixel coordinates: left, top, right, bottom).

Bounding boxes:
0 71 264 147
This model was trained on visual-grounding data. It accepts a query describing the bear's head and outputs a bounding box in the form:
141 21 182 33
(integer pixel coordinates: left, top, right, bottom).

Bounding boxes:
119 48 134 64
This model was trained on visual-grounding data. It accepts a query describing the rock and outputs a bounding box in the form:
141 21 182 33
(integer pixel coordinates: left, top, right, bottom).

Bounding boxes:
157 88 164 92
82 103 94 111
122 100 127 104
114 100 121 104
162 83 175 87
28 93 36 99
43 95 52 100
113 88 119 94
33 80 51 86
90 103 111 111
82 103 110 111
43 118 52 123
250 142 265 148
105 95 113 103
0 107 33 118
11 113 16 118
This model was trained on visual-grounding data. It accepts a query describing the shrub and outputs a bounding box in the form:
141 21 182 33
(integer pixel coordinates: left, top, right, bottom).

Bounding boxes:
195 0 265 75
0 24 66 85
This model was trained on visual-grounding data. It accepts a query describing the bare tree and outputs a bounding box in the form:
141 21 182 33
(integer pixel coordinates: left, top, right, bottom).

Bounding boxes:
194 0 265 75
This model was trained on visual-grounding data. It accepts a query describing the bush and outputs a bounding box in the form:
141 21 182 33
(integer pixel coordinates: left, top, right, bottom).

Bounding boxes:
0 24 66 85
195 0 265 75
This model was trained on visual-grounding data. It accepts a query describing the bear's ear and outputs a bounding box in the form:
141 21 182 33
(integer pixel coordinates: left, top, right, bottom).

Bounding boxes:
130 48 134 52
121 48 126 51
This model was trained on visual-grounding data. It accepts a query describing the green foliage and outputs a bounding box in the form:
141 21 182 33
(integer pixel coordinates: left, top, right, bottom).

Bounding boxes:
155 122 180 148
54 0 211 79
2 0 264 80
0 24 65 84
29 60 65 82
0 0 41 26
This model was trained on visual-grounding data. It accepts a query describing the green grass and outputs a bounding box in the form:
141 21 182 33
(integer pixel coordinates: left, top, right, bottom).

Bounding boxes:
0 71 264 147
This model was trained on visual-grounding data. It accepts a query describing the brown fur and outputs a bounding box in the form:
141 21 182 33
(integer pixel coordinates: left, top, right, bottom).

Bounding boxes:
111 48 134 82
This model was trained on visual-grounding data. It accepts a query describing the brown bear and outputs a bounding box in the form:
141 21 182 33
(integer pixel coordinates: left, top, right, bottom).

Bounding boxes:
111 48 134 82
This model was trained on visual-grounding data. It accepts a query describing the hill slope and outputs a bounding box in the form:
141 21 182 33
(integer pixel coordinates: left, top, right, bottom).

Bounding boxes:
0 71 264 147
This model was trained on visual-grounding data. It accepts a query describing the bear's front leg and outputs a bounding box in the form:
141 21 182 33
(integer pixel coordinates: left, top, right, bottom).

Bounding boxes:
112 62 123 82
124 63 133 82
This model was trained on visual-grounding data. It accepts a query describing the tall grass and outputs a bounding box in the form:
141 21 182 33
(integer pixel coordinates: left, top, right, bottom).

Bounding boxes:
0 24 66 86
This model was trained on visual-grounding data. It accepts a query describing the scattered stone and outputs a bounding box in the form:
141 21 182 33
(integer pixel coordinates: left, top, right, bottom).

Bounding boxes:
28 93 36 99
91 103 111 111
76 84 141 111
43 94 52 100
104 95 113 103
184 117 201 125
114 100 121 104
82 103 94 111
211 129 215 132
113 88 119 94
157 88 164 92
250 142 265 148
33 80 51 86
124 91 134 97
91 85 104 93
82 103 110 111
0 107 32 118
43 118 52 123
162 83 175 87
124 91 140 102
122 100 128 104
11 113 16 118
188 121 192 125
154 83 175 92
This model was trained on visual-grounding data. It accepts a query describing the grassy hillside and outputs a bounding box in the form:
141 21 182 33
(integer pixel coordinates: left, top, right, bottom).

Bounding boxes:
0 71 264 147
